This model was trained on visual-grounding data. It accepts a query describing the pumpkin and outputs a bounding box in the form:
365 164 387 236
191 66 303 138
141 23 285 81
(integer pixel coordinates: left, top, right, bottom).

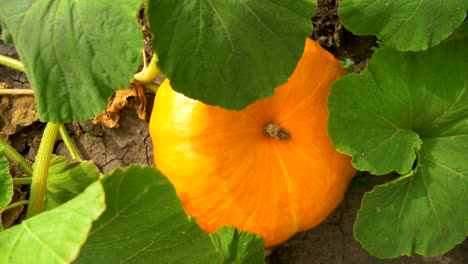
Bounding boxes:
149 38 356 247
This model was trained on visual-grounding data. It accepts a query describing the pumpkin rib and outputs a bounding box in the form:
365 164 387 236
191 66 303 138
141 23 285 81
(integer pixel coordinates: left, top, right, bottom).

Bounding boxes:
233 106 264 123
273 143 299 233
275 81 322 123
274 45 330 119
278 99 325 125
149 38 356 247
242 142 273 231
290 146 326 178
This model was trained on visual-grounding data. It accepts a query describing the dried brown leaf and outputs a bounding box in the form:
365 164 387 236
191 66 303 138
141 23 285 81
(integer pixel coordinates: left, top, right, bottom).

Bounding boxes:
0 84 39 135
93 81 147 128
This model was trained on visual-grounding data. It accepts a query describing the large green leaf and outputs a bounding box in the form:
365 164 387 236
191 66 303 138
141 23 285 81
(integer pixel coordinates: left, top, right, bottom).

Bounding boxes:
328 39 468 257
0 181 105 264
0 0 142 122
147 0 315 110
210 226 264 264
339 0 467 51
43 155 100 211
76 166 222 264
0 150 14 230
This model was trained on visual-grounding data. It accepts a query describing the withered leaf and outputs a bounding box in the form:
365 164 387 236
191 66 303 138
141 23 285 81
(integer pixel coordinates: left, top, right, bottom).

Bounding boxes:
0 84 39 136
93 81 146 128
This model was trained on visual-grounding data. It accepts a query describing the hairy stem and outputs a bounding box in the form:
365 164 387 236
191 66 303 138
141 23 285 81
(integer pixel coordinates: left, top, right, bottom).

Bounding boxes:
4 200 29 212
133 53 160 84
13 177 32 185
0 54 25 72
0 137 33 177
26 123 60 218
59 124 82 161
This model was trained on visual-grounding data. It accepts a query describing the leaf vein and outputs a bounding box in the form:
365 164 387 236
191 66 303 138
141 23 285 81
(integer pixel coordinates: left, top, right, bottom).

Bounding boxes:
120 241 155 264
239 0 292 56
23 221 67 262
421 172 442 233
418 83 467 132
386 0 424 44
422 156 468 199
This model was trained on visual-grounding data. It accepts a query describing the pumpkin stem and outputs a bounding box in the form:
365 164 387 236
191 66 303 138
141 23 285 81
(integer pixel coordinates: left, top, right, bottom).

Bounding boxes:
263 122 290 140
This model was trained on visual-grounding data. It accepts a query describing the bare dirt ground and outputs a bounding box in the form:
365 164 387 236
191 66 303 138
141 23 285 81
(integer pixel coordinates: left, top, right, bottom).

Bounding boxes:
0 0 467 263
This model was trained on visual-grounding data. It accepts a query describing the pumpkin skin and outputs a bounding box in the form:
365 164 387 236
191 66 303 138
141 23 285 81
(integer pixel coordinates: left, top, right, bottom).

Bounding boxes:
149 39 356 247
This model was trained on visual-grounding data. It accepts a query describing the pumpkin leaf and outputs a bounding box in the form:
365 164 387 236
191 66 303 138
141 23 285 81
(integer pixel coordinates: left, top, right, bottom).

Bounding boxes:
210 226 265 264
75 166 222 264
339 0 467 51
0 0 142 122
0 181 105 264
146 0 315 110
328 39 468 257
0 149 14 230
43 155 100 211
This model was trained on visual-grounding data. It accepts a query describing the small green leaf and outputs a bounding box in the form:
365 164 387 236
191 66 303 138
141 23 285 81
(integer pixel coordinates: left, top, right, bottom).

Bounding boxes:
0 181 105 264
328 39 468 257
0 150 14 229
0 18 13 44
210 226 265 264
147 0 315 110
0 0 143 122
76 166 222 264
339 0 467 51
43 155 100 211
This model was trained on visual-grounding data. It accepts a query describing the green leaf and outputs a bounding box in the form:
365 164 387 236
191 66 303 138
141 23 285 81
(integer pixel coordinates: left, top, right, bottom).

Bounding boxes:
0 0 143 122
0 18 13 44
0 181 105 264
210 226 265 264
0 150 14 229
339 0 468 51
76 166 222 264
328 39 468 257
43 155 100 211
147 0 315 110
354 138 468 258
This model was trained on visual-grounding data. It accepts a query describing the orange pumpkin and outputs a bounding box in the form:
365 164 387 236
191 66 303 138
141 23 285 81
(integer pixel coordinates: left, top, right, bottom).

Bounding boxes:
149 38 356 247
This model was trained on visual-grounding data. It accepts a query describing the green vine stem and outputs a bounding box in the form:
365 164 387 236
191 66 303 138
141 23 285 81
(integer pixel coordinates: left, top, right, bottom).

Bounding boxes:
133 53 160 84
0 54 25 72
3 200 29 212
143 82 160 93
59 124 82 161
0 137 33 177
26 123 60 218
13 177 32 185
